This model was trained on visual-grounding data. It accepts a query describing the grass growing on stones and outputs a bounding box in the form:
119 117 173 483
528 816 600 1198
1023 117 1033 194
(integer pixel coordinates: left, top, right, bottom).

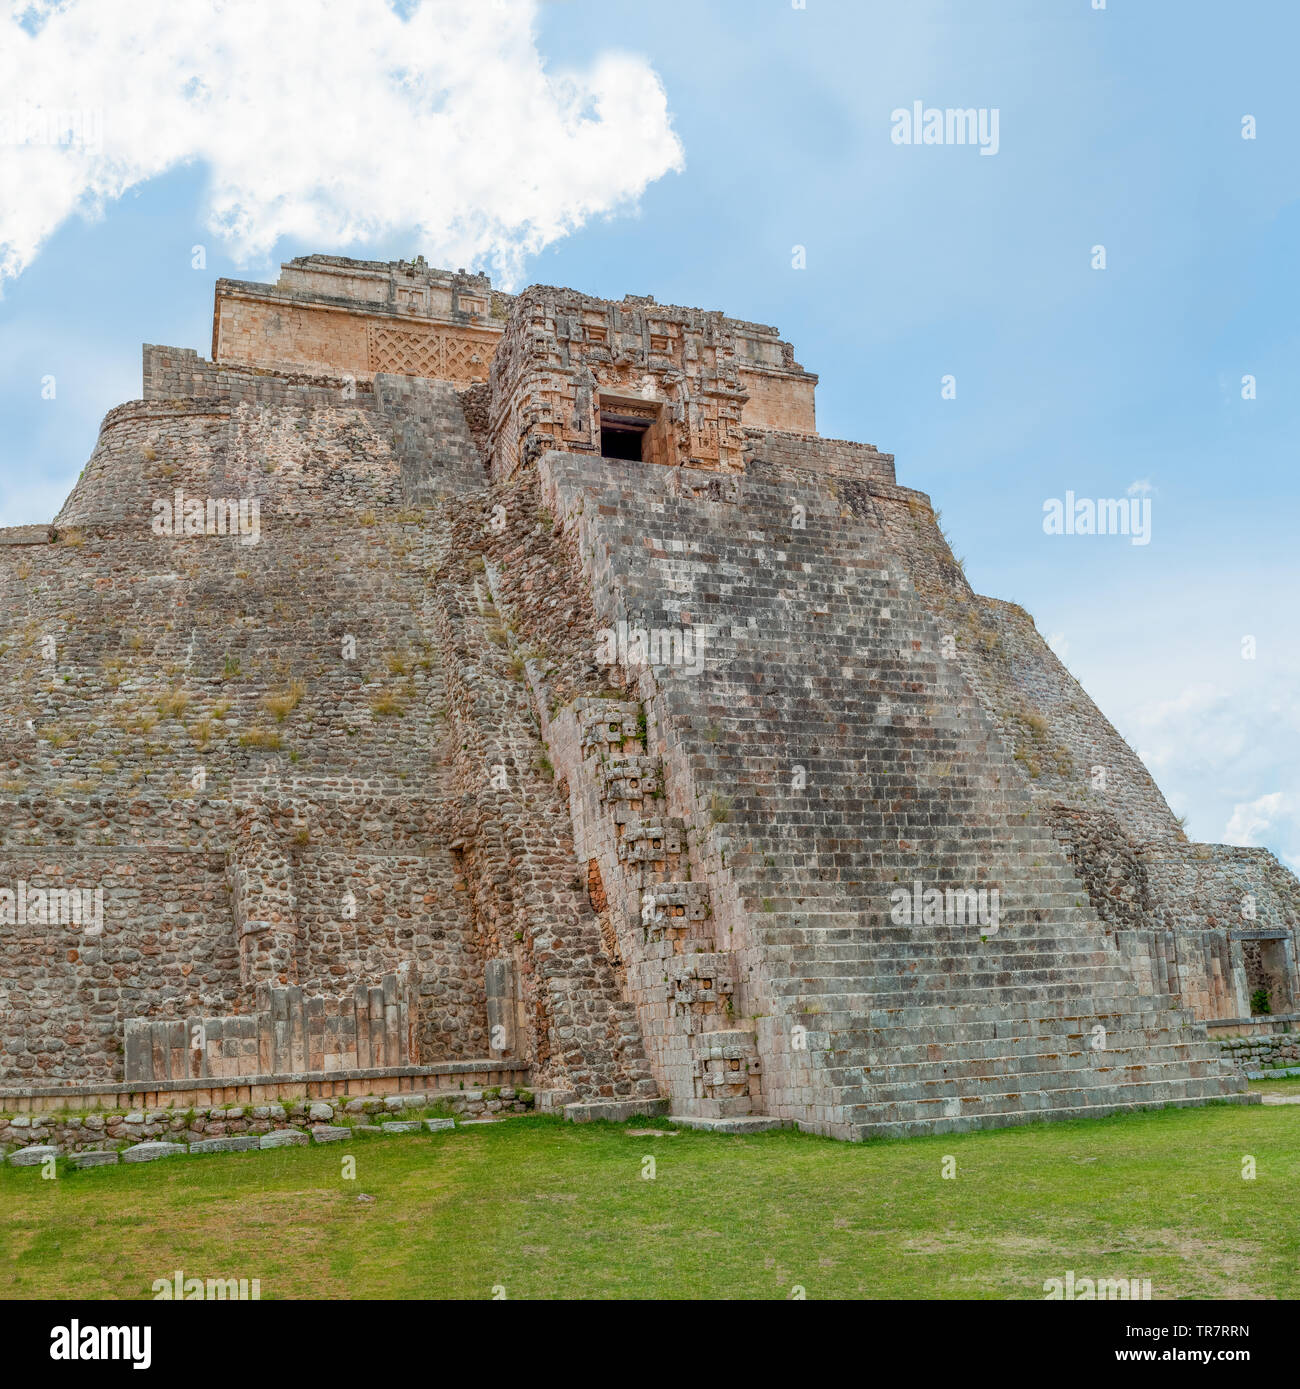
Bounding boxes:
1 1104 1296 1300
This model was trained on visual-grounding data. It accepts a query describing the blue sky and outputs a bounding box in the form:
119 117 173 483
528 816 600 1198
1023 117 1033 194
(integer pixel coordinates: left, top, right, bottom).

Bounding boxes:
0 0 1296 864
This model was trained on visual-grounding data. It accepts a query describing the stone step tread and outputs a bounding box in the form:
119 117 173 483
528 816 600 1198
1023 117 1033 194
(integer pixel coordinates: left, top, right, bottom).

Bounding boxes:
849 1091 1258 1139
832 1059 1230 1102
846 1075 1245 1125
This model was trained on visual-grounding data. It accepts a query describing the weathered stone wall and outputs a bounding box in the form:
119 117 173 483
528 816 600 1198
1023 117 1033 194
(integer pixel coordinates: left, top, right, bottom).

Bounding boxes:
866 492 1181 842
486 284 816 482
57 396 404 531
1142 843 1300 942
1047 805 1300 1019
744 427 895 484
144 345 376 410
1216 1031 1300 1073
0 349 624 1094
212 255 504 384
433 487 658 1101
5 253 1295 1140
373 374 486 499
0 851 235 1083
1046 804 1155 930
737 367 816 434
123 969 415 1083
0 1086 534 1156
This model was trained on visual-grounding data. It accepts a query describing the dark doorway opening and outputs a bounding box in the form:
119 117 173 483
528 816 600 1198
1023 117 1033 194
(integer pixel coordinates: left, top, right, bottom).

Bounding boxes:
600 414 649 461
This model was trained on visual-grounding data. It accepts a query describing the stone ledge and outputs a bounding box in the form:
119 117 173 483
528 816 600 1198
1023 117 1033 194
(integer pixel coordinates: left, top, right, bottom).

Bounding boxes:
189 1135 261 1154
7 1117 469 1171
0 1059 529 1113
122 1142 185 1163
564 1097 669 1124
669 1115 793 1134
8 1144 57 1166
68 1150 118 1168
1 1087 523 1155
260 1130 309 1148
1208 1014 1300 1028
0 524 54 547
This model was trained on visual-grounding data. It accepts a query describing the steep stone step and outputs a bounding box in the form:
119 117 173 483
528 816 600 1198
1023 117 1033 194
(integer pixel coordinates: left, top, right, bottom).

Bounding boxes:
541 455 1249 1136
850 1087 1257 1141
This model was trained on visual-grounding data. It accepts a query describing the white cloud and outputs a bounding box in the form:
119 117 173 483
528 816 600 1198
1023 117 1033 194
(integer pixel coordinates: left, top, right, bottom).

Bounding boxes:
1122 677 1300 865
0 0 684 287
1224 791 1298 853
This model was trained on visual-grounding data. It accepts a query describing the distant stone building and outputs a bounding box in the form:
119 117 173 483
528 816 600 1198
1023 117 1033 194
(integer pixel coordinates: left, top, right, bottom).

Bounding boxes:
0 255 1294 1137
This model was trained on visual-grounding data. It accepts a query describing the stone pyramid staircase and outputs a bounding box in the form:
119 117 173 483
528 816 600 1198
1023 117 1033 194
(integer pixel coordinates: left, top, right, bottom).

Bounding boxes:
542 455 1249 1138
563 697 765 1123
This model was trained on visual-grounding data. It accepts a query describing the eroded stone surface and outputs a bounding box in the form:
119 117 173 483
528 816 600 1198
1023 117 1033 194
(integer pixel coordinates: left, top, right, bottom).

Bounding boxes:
9 1144 57 1166
1 253 1294 1145
259 1130 309 1149
189 1136 261 1154
121 1142 186 1163
68 1150 119 1168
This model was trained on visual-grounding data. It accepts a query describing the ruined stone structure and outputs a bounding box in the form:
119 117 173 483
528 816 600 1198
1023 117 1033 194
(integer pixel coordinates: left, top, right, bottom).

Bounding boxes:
1 255 1295 1138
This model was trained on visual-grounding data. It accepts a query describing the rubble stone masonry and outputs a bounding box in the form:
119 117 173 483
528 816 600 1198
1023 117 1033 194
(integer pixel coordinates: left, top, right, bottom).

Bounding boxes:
1 255 1292 1136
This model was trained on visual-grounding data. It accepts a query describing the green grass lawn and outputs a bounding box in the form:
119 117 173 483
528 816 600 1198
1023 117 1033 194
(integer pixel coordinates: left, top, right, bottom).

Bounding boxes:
2 1103 1296 1300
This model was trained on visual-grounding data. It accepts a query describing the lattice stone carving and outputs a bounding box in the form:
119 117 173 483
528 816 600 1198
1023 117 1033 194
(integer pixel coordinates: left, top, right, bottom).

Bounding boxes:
368 325 489 382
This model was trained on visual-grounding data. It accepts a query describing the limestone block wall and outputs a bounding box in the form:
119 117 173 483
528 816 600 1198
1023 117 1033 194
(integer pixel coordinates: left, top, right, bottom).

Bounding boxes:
294 851 485 1059
1141 843 1299 940
0 780 492 1082
123 969 415 1083
143 346 376 410
269 255 494 313
215 295 372 380
1140 844 1299 1017
744 428 895 485
723 317 818 432
737 368 817 434
373 374 487 499
4 403 457 803
872 493 1300 1025
0 523 450 798
0 365 521 1090
974 596 1181 840
1118 927 1246 1021
1216 1031 1300 1072
0 849 237 1083
0 1083 533 1149
223 789 490 1061
56 395 405 532
214 293 501 385
1047 805 1300 1018
211 257 505 384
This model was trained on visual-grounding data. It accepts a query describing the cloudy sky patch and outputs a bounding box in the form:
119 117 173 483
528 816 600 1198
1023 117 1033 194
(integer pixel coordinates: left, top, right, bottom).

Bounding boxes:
0 0 684 287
